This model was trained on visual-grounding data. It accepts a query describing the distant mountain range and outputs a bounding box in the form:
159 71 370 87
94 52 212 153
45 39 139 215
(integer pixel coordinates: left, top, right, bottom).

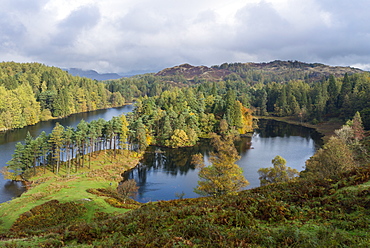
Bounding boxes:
65 68 123 81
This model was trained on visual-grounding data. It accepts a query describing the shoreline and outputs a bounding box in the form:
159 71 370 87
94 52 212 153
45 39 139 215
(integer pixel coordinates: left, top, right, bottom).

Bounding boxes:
255 116 344 143
0 103 133 133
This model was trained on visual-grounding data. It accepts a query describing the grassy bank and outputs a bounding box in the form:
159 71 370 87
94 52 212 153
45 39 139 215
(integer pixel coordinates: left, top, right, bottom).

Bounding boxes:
0 150 141 233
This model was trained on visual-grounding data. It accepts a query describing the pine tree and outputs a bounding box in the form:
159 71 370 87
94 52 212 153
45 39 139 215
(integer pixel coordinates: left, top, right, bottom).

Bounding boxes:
38 131 50 174
351 111 365 141
75 120 88 168
339 73 352 108
6 142 26 180
63 127 74 175
49 123 65 174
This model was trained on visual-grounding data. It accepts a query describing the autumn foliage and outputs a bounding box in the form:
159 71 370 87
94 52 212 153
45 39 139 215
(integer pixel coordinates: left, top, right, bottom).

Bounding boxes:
193 133 249 196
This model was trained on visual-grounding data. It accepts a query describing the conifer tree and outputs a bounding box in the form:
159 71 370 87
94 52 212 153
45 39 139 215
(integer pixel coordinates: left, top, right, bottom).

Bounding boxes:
120 114 129 150
38 131 50 174
63 127 74 175
76 120 88 168
49 123 65 174
6 142 26 180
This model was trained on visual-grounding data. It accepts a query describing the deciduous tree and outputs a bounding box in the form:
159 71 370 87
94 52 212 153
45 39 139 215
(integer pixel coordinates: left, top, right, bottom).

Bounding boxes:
258 155 299 186
302 136 357 179
193 133 249 196
117 179 139 199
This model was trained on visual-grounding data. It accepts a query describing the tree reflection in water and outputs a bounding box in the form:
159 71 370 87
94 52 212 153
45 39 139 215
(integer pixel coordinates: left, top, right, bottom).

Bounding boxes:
122 119 323 203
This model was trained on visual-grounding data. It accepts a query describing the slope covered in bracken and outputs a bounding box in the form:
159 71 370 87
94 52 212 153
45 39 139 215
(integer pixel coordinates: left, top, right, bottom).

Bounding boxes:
1 165 370 247
154 60 363 83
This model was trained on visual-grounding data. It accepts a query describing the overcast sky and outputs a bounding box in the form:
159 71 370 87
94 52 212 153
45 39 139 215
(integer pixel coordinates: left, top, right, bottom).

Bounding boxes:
1 0 370 74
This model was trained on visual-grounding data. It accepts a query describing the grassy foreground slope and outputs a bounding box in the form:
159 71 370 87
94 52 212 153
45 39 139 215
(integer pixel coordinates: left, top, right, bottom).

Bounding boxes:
0 150 141 237
1 163 370 247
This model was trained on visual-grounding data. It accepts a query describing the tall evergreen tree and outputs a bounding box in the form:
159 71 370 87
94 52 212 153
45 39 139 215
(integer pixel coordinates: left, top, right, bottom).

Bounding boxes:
6 142 26 179
75 120 88 169
49 123 65 174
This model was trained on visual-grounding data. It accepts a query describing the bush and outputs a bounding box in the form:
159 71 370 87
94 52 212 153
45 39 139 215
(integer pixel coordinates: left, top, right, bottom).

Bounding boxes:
10 200 86 236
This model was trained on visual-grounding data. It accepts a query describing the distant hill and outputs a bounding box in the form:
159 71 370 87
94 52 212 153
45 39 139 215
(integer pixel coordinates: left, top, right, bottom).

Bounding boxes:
65 68 122 81
155 60 363 83
155 63 232 80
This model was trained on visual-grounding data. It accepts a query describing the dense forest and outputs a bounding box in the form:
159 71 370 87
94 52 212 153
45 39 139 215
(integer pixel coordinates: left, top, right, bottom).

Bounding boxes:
107 61 370 129
128 87 253 148
0 62 125 131
1 61 369 132
4 87 254 180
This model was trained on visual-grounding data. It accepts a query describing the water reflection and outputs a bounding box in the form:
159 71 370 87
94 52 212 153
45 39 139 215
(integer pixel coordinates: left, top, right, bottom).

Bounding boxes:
257 119 323 148
122 143 212 202
125 119 323 203
1 181 25 199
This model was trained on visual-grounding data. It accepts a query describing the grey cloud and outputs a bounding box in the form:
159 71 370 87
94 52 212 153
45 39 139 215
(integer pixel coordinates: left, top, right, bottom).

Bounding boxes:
2 0 48 13
51 5 101 47
228 0 370 68
2 0 370 73
234 1 321 52
119 8 169 34
0 13 27 52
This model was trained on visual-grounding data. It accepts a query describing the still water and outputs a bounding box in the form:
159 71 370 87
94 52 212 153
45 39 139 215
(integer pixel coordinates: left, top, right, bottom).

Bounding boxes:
0 105 134 203
124 119 323 203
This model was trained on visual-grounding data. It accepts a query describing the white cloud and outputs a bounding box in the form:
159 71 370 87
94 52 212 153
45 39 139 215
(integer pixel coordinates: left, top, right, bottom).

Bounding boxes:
1 0 370 73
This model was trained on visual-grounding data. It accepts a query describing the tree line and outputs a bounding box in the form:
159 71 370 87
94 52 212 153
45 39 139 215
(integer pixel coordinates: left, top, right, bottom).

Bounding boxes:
200 72 369 129
107 68 370 130
3 61 370 133
4 83 256 180
0 62 125 131
5 116 129 180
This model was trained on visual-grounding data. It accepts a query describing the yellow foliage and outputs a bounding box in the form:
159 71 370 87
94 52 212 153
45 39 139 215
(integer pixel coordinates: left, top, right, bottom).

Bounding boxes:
0 166 18 181
170 129 190 148
239 105 254 134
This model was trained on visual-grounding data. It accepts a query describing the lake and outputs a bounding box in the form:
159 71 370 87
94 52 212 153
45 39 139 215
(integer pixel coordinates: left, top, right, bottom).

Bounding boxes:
0 109 322 204
0 105 134 203
123 119 323 203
